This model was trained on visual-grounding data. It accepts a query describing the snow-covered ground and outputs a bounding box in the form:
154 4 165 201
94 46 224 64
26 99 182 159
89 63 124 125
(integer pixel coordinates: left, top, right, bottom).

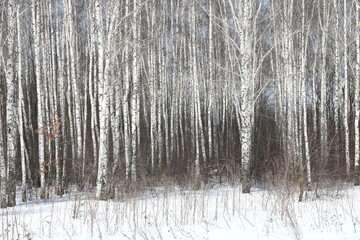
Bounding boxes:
1 183 360 240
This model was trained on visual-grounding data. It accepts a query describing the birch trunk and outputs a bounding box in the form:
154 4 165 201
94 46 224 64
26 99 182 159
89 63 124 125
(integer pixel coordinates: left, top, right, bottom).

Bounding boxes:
190 0 201 186
343 0 350 178
24 59 34 192
42 1 52 193
5 0 16 207
65 0 82 184
207 0 214 162
17 4 27 202
161 5 171 168
301 0 311 191
148 0 157 173
319 0 328 169
88 9 99 183
157 40 164 170
130 0 140 182
285 0 295 173
239 0 253 193
95 0 109 199
50 2 62 196
333 0 341 170
169 0 177 167
0 96 5 207
33 0 46 199
106 4 120 197
58 15 67 196
354 0 360 185
123 0 132 181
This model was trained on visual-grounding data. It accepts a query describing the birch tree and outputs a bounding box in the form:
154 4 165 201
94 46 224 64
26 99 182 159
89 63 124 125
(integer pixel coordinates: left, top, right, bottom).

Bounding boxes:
64 0 83 184
17 3 28 202
0 97 5 207
240 0 254 193
228 0 254 193
299 0 312 193
4 0 16 207
354 0 360 185
190 0 201 184
123 0 132 181
343 0 350 177
32 0 47 199
130 0 140 182
95 0 109 200
333 0 341 169
147 0 157 173
319 0 329 168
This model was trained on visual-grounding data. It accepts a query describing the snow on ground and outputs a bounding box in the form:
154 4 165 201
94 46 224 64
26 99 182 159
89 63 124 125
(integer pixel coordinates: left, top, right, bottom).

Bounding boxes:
1 183 360 240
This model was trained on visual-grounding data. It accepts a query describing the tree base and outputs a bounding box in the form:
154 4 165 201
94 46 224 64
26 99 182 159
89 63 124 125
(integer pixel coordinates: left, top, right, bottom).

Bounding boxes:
22 189 27 203
56 187 63 197
7 190 16 207
299 183 304 202
354 166 360 186
193 177 202 191
0 197 7 209
242 178 251 194
39 188 46 199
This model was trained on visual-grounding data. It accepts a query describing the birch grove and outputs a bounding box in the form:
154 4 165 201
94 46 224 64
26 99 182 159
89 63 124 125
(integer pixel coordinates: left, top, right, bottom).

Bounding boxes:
0 0 360 206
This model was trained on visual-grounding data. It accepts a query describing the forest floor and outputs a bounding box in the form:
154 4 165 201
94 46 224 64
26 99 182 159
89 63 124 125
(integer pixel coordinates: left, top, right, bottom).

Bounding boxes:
1 181 360 240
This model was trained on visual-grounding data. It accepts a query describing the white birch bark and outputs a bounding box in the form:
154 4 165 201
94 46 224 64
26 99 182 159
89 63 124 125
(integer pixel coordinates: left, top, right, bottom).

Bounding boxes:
319 0 328 168
42 2 52 192
301 0 311 191
333 0 341 169
106 3 120 197
5 0 17 207
0 97 5 207
312 56 318 139
130 0 140 182
148 0 157 173
190 0 202 185
285 0 295 172
157 33 164 170
169 0 177 166
49 1 61 195
228 0 253 192
88 8 99 177
355 0 360 185
178 2 185 160
17 4 27 202
207 0 214 161
0 30 5 205
0 19 5 200
343 0 351 177
57 13 67 196
123 0 132 181
87 37 96 182
160 4 171 168
33 0 46 199
239 0 253 193
95 0 109 199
